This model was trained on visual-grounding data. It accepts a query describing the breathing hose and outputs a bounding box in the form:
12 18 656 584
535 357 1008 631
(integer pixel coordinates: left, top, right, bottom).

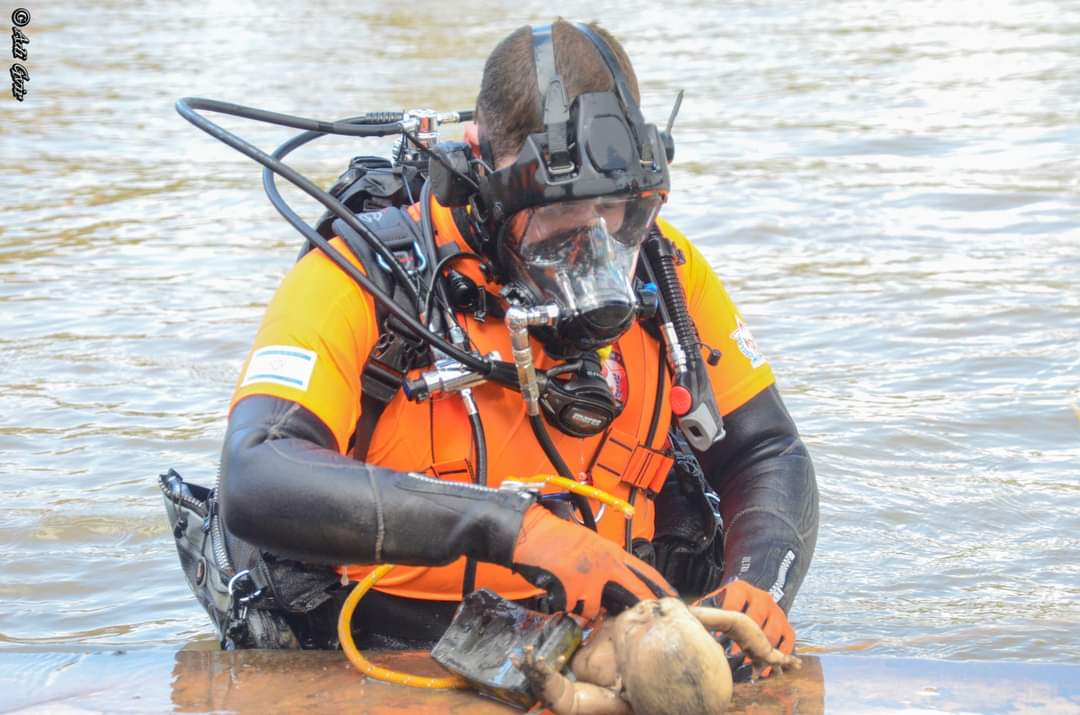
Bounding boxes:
174 97 509 386
643 231 697 370
262 115 419 305
461 396 487 596
337 564 468 689
511 474 635 519
642 228 725 449
337 476 634 690
528 414 598 530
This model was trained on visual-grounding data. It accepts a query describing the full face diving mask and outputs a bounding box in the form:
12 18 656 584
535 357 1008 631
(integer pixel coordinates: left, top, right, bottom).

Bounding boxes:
475 23 673 354
499 193 662 352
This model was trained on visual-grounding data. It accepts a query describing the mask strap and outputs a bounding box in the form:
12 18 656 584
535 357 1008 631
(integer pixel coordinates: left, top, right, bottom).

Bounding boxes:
477 124 496 171
572 22 652 162
531 25 558 108
531 25 572 173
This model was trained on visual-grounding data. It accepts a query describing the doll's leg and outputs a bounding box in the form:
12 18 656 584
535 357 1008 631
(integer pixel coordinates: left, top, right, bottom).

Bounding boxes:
568 623 619 688
514 646 632 715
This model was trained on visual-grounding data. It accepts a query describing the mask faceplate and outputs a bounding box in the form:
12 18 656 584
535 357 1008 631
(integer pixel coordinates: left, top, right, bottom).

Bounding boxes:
501 194 661 352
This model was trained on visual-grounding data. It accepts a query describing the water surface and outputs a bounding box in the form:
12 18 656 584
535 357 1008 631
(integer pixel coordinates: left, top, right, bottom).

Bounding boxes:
1 0 1078 667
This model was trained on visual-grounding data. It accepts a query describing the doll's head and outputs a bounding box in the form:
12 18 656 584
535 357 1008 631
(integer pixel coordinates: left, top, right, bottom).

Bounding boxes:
611 598 732 715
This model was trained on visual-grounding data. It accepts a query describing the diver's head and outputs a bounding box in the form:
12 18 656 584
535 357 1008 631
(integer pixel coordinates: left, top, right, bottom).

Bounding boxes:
476 20 641 168
471 21 670 357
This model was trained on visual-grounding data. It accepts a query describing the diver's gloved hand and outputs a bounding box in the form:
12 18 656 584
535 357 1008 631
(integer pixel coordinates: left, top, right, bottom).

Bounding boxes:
510 504 675 620
696 579 795 678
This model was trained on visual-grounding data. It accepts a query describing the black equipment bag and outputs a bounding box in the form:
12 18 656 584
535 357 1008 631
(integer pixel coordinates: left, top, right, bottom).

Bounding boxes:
159 469 340 649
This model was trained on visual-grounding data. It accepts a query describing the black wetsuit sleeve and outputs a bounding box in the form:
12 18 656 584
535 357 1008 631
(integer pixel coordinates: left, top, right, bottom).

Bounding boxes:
695 384 819 613
218 394 532 567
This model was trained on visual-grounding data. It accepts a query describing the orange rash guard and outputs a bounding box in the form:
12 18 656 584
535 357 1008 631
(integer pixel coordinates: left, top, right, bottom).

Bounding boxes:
230 199 775 601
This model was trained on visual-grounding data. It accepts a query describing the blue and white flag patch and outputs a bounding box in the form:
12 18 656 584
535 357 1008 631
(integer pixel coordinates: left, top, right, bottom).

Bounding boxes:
730 318 767 369
241 346 317 392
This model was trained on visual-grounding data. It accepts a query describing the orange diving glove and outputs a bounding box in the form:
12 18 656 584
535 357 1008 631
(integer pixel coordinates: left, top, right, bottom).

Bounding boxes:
511 504 675 620
697 579 795 676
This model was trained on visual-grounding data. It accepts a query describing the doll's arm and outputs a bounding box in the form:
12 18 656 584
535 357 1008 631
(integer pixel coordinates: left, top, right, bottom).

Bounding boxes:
689 606 802 676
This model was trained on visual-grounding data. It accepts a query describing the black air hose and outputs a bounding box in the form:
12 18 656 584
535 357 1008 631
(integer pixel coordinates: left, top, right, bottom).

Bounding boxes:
529 414 598 531
642 226 726 449
643 229 697 366
461 407 488 595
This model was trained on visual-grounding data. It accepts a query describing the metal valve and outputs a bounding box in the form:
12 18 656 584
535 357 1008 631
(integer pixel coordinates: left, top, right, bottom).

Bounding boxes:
404 352 502 402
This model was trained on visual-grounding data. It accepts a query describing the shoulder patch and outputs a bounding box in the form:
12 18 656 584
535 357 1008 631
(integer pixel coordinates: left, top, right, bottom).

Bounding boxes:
241 346 317 392
730 318 767 369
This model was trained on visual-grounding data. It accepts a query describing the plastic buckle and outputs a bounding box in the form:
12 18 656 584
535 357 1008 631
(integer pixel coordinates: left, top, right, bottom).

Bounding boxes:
372 316 428 372
472 287 488 322
375 242 427 278
547 159 575 176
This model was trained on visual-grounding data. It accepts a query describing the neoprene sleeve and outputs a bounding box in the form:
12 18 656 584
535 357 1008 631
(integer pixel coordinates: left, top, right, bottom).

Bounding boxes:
696 385 820 614
219 395 533 568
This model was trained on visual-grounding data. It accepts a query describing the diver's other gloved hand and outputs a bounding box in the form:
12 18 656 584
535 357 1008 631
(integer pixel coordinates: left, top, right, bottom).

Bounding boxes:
696 579 795 678
510 504 675 620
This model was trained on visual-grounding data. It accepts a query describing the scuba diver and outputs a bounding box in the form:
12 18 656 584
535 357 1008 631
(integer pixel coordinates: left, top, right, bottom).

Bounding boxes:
162 19 819 675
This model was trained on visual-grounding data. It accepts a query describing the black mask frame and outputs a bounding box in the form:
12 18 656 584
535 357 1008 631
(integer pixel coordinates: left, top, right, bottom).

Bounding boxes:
476 23 672 237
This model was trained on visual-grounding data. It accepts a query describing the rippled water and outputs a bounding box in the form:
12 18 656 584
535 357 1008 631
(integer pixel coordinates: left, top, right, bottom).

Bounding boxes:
2 0 1078 665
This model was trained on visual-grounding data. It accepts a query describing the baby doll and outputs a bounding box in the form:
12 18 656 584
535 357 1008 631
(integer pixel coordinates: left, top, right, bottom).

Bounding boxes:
514 597 800 715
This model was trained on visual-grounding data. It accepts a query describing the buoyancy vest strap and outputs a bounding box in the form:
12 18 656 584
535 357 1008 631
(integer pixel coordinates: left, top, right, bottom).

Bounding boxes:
589 427 674 497
334 207 430 461
353 333 407 461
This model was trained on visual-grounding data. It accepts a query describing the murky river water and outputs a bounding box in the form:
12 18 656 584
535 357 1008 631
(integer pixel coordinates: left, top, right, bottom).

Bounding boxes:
2 0 1078 674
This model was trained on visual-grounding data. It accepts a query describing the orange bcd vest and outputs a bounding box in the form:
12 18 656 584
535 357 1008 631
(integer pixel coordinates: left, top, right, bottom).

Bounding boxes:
337 203 675 602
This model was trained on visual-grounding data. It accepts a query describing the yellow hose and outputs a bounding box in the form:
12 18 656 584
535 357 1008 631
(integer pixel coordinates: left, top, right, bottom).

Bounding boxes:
337 563 468 689
511 473 636 518
338 474 633 689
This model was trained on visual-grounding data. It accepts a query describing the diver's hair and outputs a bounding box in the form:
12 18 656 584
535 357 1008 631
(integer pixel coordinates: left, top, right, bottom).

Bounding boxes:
476 19 640 164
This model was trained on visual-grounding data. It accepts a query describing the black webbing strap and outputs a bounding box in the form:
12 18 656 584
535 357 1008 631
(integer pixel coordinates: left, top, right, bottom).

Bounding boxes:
336 209 429 461
531 25 558 103
531 25 572 173
354 333 404 460
572 22 651 162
